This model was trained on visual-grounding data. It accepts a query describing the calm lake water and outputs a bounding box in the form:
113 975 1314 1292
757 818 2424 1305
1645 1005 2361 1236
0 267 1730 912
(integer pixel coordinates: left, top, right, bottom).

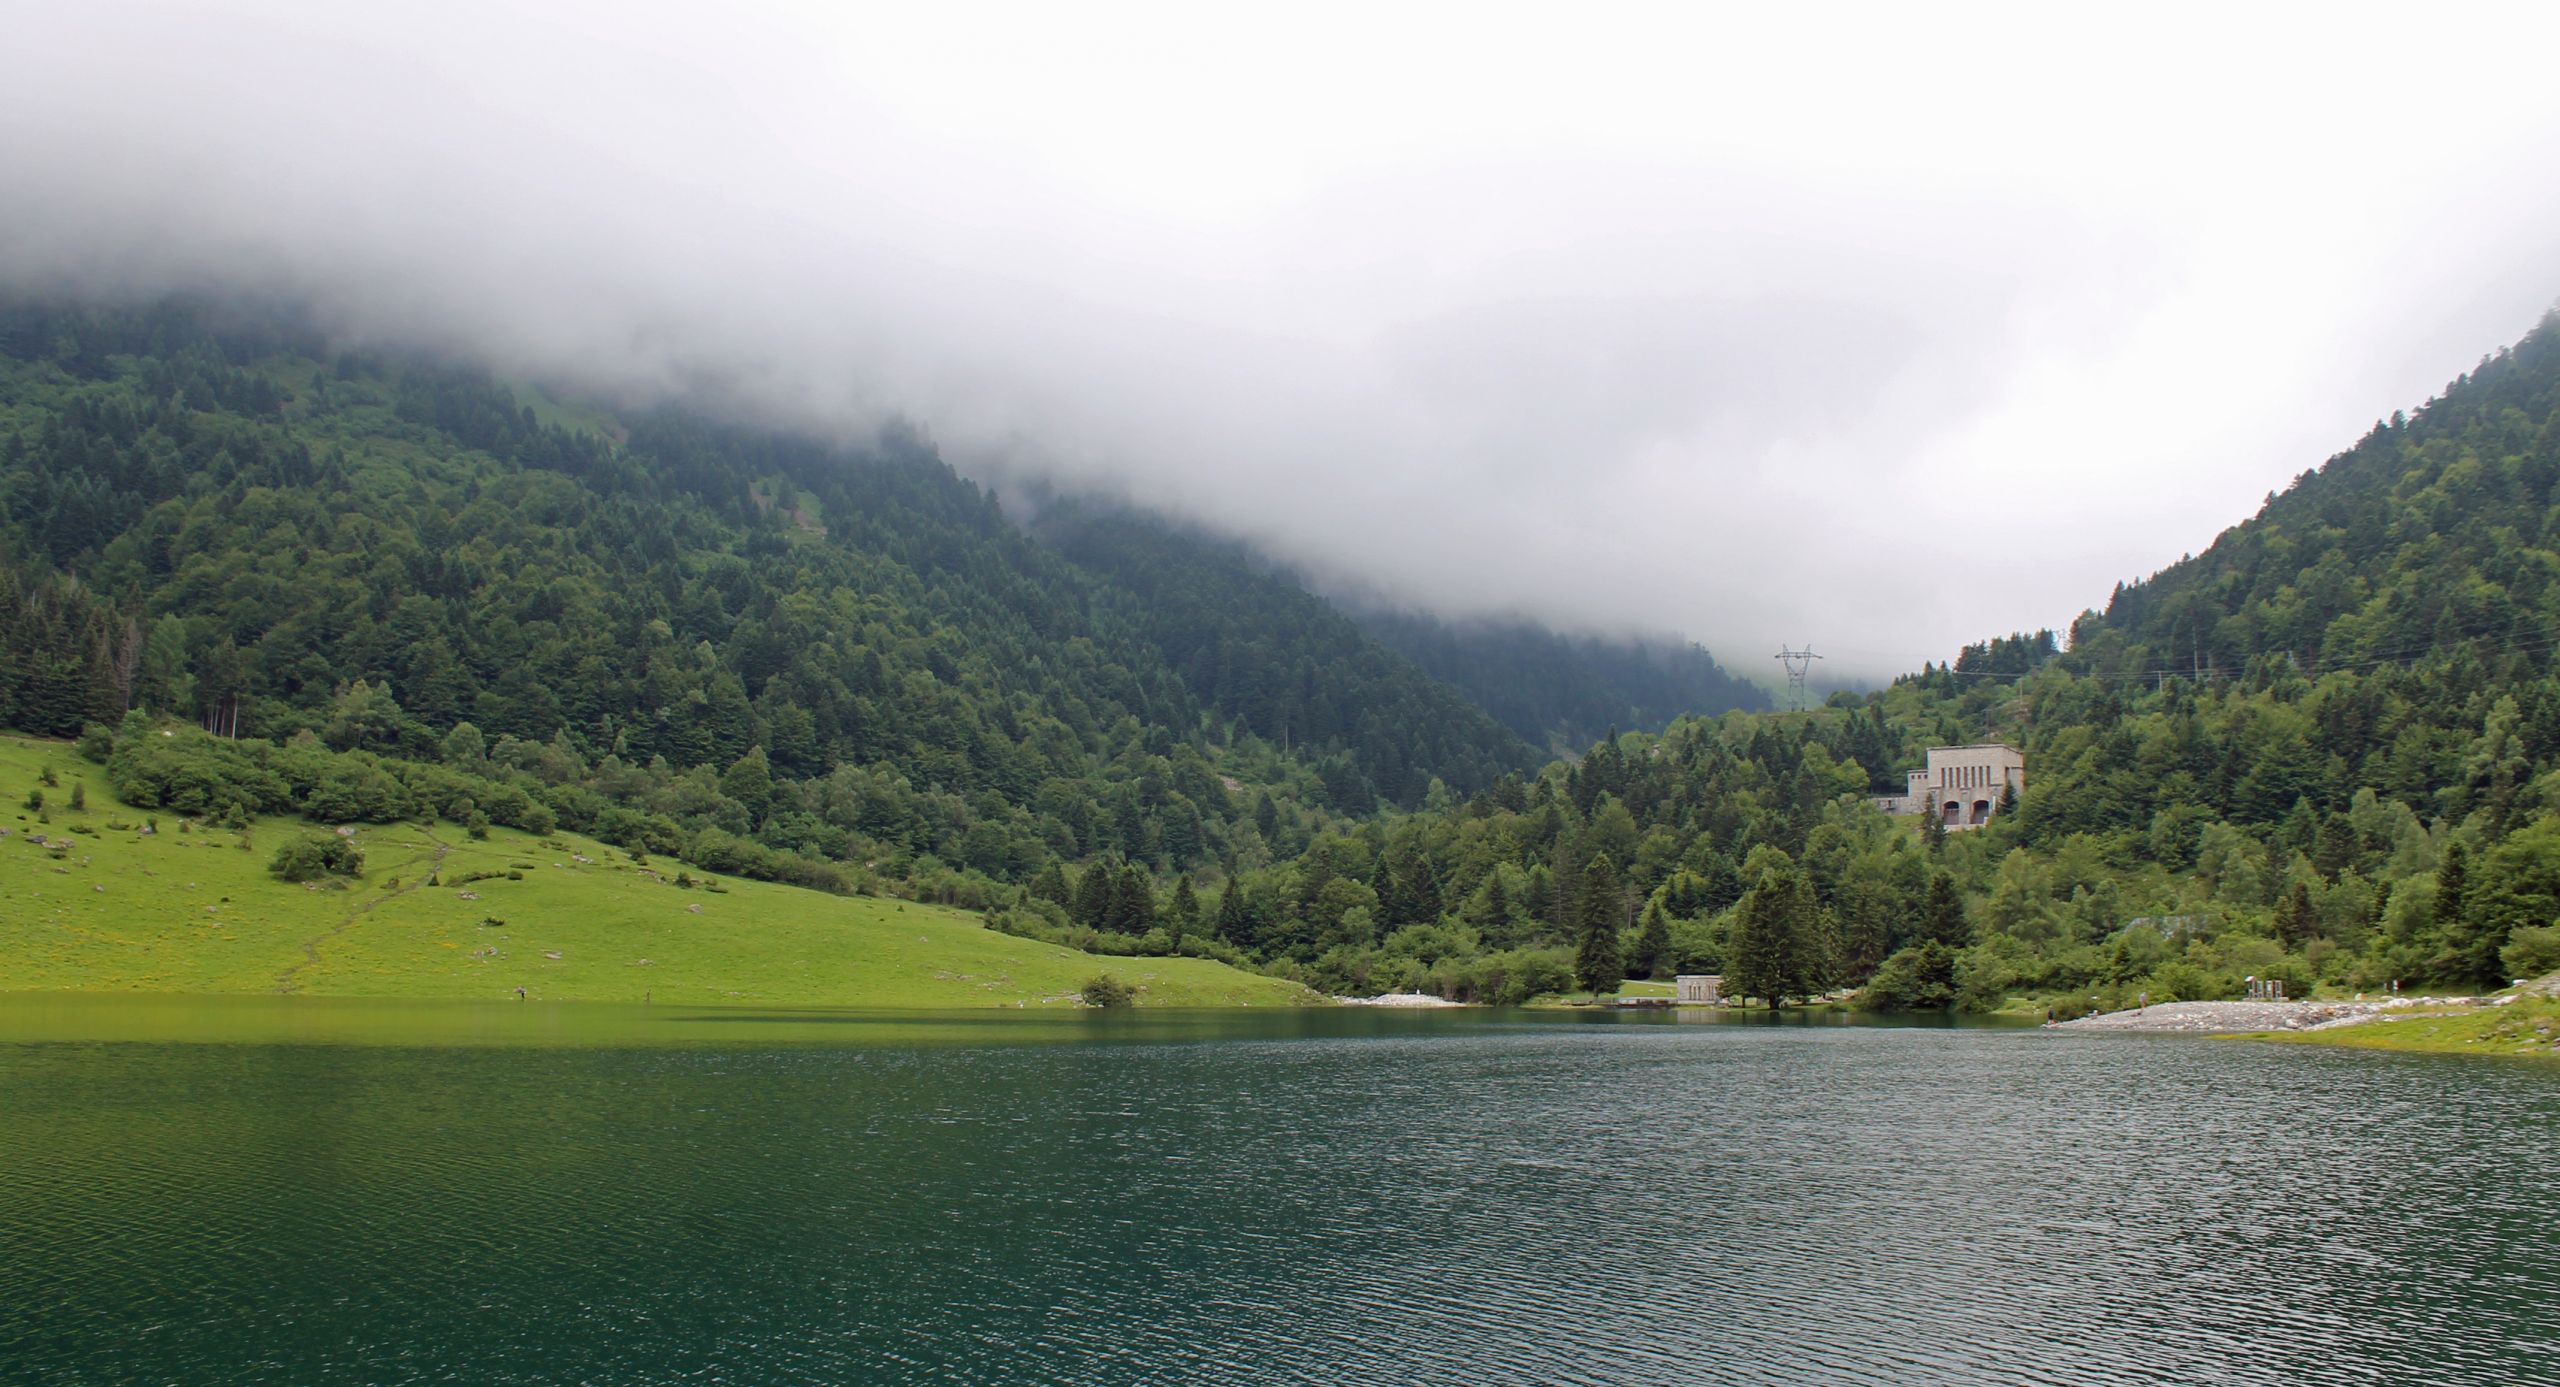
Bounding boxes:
3 998 2555 1385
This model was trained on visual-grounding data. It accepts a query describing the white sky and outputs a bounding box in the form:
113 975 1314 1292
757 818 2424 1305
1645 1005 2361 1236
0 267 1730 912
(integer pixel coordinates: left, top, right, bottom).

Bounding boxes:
7 1 2560 678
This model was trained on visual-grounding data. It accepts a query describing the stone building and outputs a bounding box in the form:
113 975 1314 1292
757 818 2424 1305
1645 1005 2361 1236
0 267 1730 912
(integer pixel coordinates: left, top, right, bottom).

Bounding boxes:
1674 974 1723 1004
1870 743 2024 830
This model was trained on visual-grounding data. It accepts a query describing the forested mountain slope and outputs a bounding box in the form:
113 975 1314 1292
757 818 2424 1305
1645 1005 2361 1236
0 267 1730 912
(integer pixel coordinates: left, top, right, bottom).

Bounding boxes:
1029 503 1535 804
18 294 2560 1017
2080 312 2560 676
0 296 1532 909
1173 310 2560 1007
1352 608 1769 753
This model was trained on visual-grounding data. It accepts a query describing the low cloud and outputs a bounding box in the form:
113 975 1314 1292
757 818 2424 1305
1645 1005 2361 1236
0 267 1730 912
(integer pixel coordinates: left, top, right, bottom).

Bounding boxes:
7 1 2560 678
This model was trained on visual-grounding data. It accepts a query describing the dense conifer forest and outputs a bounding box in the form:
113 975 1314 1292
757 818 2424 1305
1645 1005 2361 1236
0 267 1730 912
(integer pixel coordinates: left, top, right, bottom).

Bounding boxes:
9 296 2560 1010
1350 608 1769 754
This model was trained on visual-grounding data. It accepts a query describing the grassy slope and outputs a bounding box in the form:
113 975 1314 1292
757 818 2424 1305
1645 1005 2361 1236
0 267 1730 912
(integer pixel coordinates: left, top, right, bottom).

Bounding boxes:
0 737 1316 1008
2254 998 2560 1060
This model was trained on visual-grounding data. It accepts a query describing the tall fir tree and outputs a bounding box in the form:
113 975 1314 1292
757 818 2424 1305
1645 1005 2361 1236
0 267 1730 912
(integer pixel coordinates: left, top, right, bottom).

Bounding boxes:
1573 853 1625 996
1632 900 1673 980
1915 872 1969 948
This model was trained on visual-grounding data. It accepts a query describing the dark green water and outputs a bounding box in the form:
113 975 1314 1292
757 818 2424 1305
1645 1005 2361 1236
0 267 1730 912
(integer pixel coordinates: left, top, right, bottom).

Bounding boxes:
3 998 2555 1385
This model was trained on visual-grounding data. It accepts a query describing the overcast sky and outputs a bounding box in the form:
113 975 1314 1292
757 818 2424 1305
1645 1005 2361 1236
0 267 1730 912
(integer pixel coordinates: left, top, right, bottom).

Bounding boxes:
7 1 2560 679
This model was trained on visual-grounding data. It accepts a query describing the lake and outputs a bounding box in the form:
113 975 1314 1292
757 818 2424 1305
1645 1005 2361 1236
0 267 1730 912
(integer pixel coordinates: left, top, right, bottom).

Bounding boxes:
3 997 2554 1384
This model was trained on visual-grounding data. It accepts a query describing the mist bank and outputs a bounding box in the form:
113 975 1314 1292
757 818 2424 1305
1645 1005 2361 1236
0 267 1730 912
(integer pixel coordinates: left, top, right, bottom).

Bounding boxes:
12 4 2560 679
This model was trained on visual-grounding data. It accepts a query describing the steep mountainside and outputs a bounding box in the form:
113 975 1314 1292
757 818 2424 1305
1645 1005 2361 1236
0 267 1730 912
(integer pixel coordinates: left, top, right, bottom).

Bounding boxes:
1353 608 1768 753
21 295 2560 1015
2079 312 2560 676
0 296 1530 896
1172 309 2560 1006
1029 503 1536 804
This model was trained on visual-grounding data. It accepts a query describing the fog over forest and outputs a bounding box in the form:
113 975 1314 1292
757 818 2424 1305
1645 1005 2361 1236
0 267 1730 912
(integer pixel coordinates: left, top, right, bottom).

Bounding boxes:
7 1 2560 677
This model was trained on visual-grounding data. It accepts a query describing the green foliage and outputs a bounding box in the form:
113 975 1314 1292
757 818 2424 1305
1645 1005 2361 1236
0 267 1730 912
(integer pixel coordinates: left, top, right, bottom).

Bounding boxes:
2501 925 2560 982
0 730 1312 1007
2463 820 2560 986
1573 853 1625 995
1726 858 1827 1007
1862 942 1957 1011
17 296 2560 1018
1080 973 1136 1009
1631 901 1673 980
269 833 363 883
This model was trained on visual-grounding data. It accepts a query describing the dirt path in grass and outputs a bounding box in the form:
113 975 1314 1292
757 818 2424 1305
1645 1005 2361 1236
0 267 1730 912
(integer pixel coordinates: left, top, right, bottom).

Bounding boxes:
273 829 453 994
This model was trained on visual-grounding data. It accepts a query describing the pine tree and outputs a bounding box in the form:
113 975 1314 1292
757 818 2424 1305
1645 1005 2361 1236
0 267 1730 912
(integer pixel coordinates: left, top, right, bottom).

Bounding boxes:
1107 863 1157 935
2276 881 2320 950
2435 840 2470 935
1548 843 1585 937
1167 873 1198 951
2313 813 2358 880
1071 864 1115 930
1573 853 1624 997
1392 849 1443 925
1632 900 1672 980
1916 872 1969 948
1215 877 1250 947
1726 869 1799 1009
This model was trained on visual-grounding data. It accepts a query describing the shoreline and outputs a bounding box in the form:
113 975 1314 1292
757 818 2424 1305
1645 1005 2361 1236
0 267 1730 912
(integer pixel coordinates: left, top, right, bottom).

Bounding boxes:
2052 999 2423 1034
2054 990 2560 1060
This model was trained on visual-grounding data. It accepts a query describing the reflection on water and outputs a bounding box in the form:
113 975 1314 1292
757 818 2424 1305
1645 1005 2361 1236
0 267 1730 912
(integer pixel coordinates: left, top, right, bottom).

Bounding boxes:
0 992 2003 1049
2 997 2555 1384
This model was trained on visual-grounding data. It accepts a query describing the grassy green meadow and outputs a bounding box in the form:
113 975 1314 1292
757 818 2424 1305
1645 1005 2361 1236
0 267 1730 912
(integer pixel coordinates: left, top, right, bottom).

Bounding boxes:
0 736 1317 1009
2256 997 2560 1060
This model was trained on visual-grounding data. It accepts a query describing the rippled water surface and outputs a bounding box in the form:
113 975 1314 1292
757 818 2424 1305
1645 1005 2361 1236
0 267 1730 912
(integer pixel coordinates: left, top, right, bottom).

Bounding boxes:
4 999 2557 1385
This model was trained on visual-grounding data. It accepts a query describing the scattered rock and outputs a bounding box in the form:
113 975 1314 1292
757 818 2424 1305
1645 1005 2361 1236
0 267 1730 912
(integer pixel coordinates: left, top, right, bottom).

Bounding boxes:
1340 991 1465 1008
2055 999 2414 1034
687 903 702 914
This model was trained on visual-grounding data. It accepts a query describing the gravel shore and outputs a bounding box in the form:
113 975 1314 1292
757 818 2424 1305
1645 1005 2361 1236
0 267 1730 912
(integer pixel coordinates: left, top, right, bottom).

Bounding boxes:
2053 999 2414 1033
1338 991 1465 1007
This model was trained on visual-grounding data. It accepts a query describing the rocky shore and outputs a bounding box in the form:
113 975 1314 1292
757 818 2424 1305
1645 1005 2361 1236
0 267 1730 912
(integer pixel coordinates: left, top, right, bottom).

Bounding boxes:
1338 991 1464 1008
2053 999 2416 1034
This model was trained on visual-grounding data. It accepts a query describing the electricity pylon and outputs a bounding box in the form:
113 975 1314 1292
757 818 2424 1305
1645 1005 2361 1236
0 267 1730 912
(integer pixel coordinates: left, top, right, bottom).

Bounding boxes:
1774 646 1822 711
